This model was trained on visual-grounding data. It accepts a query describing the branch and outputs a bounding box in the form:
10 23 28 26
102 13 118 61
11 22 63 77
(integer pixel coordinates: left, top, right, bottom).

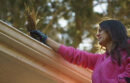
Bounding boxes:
42 7 65 33
24 4 37 31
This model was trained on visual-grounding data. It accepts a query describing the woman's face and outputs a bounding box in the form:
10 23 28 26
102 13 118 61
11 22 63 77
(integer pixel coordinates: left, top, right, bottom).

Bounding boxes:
96 28 111 46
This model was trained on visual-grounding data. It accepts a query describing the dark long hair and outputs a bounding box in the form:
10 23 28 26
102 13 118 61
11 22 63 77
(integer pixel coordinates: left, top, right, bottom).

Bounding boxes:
99 20 130 66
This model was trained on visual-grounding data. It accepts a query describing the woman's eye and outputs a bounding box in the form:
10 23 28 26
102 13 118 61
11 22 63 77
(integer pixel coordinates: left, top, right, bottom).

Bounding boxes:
99 29 102 32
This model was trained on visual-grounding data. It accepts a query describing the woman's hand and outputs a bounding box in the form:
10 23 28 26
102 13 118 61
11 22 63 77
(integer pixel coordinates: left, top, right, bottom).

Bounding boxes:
29 30 61 52
30 30 48 44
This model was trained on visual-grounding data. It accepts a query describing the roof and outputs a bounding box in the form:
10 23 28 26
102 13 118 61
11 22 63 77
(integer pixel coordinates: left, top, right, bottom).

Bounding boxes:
0 20 92 83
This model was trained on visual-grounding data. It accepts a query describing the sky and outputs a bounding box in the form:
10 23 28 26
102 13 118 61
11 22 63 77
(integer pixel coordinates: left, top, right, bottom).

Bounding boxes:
58 0 108 27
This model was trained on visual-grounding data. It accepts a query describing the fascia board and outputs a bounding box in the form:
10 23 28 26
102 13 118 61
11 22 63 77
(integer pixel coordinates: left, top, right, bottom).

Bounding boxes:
0 20 92 83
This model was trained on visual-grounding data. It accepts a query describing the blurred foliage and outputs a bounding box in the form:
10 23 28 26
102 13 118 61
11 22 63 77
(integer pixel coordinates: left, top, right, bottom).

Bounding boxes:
0 0 130 53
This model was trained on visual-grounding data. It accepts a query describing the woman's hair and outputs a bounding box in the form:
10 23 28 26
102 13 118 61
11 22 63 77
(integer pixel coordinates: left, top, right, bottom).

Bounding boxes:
99 20 130 66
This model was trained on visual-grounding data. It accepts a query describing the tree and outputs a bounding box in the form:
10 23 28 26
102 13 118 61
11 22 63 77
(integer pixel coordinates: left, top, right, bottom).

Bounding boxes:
0 0 129 53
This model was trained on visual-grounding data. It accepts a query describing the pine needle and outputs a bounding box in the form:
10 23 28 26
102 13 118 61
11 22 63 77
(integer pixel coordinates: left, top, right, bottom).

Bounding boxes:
24 4 37 31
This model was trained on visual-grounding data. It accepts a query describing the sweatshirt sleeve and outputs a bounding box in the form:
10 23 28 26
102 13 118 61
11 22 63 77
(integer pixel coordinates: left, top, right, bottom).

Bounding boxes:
118 57 130 83
57 45 102 69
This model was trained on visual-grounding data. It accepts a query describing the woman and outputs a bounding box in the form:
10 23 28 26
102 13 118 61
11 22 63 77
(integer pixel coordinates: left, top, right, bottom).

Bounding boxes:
30 20 130 83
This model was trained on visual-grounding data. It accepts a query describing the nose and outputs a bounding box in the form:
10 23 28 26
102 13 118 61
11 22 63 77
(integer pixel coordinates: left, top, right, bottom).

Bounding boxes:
96 33 100 38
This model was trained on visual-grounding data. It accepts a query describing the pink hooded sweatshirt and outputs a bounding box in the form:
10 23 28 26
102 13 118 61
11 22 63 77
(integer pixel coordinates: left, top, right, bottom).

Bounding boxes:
58 45 130 83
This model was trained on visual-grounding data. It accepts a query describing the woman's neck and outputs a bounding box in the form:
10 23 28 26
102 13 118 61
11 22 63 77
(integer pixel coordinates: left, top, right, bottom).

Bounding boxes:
106 41 113 53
